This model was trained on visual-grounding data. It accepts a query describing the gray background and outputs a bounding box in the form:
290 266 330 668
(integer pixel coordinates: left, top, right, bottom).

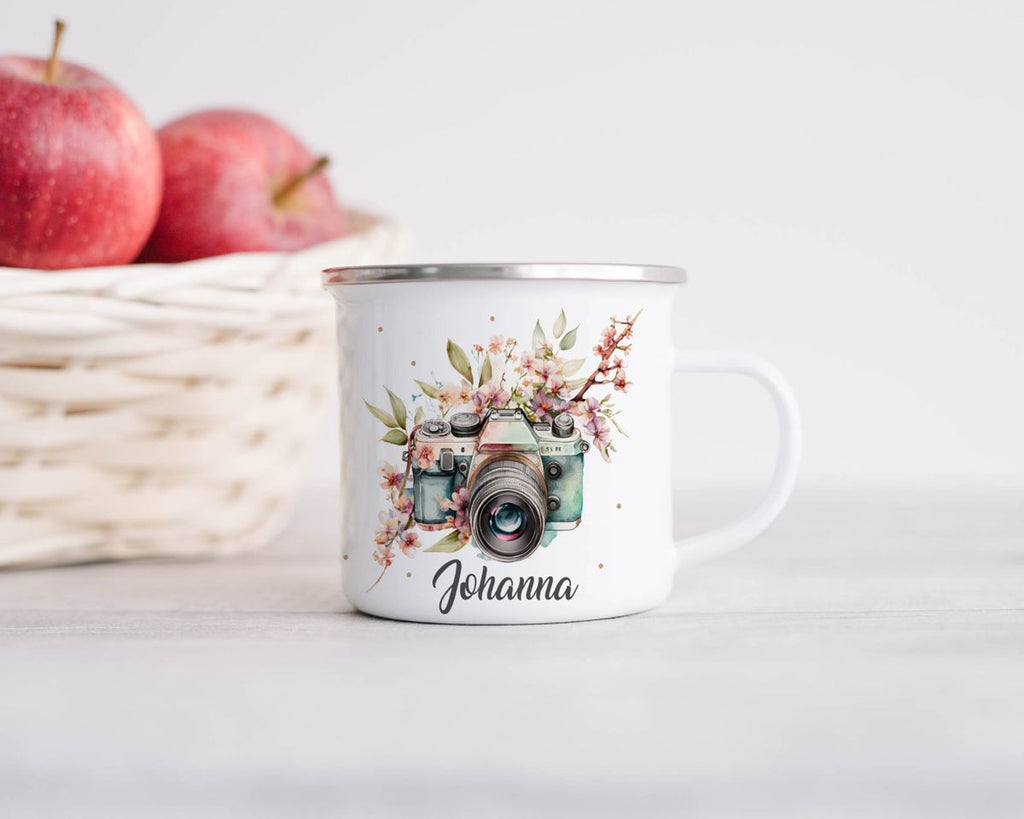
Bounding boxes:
4 0 1021 489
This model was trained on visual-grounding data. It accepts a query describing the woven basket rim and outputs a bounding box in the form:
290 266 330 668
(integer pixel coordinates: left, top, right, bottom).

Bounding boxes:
0 208 391 280
0 209 400 345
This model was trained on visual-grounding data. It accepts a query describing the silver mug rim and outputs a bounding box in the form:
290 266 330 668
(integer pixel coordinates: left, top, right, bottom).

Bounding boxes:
321 263 686 286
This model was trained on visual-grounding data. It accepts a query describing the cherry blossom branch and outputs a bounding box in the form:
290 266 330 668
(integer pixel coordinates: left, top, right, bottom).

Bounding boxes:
367 426 421 591
367 562 389 593
570 310 641 402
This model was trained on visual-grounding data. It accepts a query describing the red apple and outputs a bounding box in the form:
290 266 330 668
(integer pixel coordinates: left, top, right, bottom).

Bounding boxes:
0 21 162 270
139 109 346 263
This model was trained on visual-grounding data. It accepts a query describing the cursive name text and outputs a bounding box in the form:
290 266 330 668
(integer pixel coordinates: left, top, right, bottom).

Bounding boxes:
432 559 579 615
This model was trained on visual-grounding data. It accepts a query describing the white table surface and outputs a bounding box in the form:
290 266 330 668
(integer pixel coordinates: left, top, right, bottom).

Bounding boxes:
1 484 1022 818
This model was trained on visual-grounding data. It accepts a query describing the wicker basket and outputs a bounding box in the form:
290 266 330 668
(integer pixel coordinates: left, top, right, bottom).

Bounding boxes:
0 211 400 568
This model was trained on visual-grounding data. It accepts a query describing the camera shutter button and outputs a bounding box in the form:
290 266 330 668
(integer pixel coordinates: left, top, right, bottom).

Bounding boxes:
552 414 574 438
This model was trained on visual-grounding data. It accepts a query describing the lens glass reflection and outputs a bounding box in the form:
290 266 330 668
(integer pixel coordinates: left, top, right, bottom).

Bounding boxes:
489 502 526 541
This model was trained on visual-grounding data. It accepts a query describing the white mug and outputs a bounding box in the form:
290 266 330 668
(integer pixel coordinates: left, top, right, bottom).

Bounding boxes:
323 264 801 624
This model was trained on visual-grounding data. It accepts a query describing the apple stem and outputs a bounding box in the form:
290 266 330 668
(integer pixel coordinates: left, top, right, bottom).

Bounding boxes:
273 156 330 207
44 19 67 83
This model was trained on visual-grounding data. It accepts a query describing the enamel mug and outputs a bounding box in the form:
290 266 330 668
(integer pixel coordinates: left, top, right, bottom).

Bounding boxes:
322 264 801 624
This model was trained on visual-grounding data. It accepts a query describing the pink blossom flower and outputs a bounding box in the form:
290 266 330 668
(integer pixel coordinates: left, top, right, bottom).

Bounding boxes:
534 359 559 382
443 513 472 545
473 381 511 414
472 344 484 355
373 544 395 567
517 351 537 374
438 380 473 411
374 511 401 545
441 486 470 515
586 416 612 453
569 397 601 424
613 370 631 392
544 373 570 399
441 487 472 543
378 462 404 491
398 530 420 557
531 390 568 421
438 383 458 409
594 325 617 358
488 335 504 354
416 444 436 471
391 490 414 516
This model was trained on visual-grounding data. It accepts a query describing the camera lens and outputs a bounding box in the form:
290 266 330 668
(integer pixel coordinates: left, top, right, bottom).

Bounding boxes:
468 458 547 561
489 502 526 540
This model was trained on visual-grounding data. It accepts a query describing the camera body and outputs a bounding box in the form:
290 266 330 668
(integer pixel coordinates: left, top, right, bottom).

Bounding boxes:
407 408 588 561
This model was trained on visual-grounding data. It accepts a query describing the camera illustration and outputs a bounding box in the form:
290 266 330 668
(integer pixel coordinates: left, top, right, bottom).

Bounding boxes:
405 408 590 562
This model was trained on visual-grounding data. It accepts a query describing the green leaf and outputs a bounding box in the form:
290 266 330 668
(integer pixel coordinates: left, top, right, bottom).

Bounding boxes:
559 325 579 350
552 309 567 338
609 416 629 437
414 405 425 426
566 377 588 390
424 529 465 553
364 400 398 429
478 354 493 387
381 429 408 446
560 358 586 377
532 320 546 350
415 379 440 400
446 339 474 383
385 387 407 430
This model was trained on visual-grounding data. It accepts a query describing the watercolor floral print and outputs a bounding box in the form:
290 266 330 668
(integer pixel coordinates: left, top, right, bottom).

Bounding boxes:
364 308 639 589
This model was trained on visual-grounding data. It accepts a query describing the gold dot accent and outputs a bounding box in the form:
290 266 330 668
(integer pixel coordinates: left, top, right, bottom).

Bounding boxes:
489 315 496 322
616 503 622 510
343 554 349 560
410 360 416 366
377 326 383 333
598 563 604 569
406 572 412 578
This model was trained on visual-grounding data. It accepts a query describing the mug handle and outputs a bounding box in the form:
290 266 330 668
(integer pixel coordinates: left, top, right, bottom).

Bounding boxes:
673 349 802 570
